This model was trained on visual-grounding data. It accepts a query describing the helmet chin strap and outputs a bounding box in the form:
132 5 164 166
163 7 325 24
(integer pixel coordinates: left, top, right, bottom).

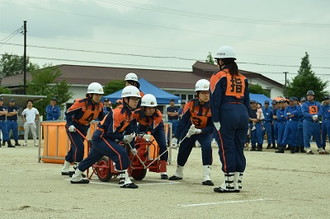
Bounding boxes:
216 59 225 70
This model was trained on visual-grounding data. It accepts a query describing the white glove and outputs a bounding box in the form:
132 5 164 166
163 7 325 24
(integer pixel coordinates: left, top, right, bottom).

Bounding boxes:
213 122 221 131
186 124 196 138
171 137 178 147
123 133 136 143
286 112 291 115
143 134 151 142
130 148 137 156
195 128 202 134
68 125 76 132
312 115 318 121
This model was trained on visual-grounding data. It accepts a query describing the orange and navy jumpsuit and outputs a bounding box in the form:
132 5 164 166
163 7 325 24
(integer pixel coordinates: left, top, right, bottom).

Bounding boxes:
174 99 213 166
77 104 135 172
65 98 104 163
210 68 250 173
133 109 168 161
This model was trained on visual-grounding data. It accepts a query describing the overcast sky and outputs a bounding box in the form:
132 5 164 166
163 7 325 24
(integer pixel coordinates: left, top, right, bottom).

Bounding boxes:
1 0 329 89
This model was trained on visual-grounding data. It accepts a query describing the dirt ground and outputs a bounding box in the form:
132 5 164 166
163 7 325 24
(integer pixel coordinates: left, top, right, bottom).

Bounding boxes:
1 140 330 219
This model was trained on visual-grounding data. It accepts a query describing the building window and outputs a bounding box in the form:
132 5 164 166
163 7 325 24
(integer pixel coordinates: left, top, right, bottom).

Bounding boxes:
188 94 194 100
181 94 187 101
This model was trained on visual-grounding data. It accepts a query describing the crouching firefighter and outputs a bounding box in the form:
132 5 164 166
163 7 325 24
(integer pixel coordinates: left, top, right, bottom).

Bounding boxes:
133 94 168 179
70 86 141 189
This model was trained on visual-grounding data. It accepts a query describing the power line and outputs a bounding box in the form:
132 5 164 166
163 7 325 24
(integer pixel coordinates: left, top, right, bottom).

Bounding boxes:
98 0 330 28
0 26 23 48
2 42 330 70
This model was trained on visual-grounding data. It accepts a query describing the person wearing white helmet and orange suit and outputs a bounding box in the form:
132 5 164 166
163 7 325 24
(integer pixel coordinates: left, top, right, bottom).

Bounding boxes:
61 82 105 175
210 46 250 193
125 72 144 99
169 79 214 186
70 86 140 189
133 94 168 179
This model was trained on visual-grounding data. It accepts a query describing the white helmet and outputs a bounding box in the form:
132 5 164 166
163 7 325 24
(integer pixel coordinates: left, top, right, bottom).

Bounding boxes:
141 94 157 107
214 46 236 60
195 79 210 91
125 72 138 82
121 85 141 98
87 82 104 94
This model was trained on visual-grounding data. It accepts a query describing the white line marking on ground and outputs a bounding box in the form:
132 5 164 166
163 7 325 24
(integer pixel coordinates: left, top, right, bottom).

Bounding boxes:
178 198 273 207
65 178 180 186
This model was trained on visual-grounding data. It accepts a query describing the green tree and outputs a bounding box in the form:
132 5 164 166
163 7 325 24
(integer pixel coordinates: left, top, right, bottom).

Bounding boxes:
103 80 125 95
0 86 12 94
249 84 270 97
27 65 71 117
286 52 327 101
0 53 38 77
205 52 215 65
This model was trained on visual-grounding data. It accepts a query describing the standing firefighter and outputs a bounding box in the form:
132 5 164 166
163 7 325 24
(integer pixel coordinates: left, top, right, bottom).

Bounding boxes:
210 46 250 193
61 82 105 175
169 79 214 186
70 86 140 189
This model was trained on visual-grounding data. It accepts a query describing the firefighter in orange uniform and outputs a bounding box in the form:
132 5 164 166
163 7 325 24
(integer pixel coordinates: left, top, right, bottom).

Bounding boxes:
61 82 105 175
169 79 214 186
133 94 168 179
70 86 141 189
210 46 250 193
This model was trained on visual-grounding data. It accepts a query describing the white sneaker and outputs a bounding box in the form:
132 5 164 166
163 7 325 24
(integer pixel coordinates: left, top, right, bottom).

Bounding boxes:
23 143 27 146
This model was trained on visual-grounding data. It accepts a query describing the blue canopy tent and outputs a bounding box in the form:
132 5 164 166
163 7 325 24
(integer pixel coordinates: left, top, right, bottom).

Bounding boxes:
103 78 181 104
249 93 272 105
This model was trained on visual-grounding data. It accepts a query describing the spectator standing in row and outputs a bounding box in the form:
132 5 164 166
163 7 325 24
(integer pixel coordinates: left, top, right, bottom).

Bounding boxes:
263 100 274 149
45 98 61 121
321 96 330 150
103 98 112 115
21 100 39 147
167 99 179 136
7 99 21 146
0 98 14 147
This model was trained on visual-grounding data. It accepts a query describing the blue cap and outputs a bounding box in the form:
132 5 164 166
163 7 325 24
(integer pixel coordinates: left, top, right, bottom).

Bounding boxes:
289 97 298 101
10 98 15 102
264 100 270 104
250 100 256 104
104 98 110 102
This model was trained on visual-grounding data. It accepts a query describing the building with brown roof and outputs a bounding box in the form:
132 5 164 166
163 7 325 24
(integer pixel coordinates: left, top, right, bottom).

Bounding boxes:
1 61 283 103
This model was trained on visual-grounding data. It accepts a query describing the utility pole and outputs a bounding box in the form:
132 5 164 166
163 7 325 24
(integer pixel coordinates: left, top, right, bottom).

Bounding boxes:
283 71 288 96
23 20 27 95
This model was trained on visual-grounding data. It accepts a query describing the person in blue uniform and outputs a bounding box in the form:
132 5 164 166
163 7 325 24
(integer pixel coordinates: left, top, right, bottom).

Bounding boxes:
321 96 330 150
6 99 20 146
249 100 263 151
263 100 273 149
133 94 168 179
272 100 279 148
61 82 105 175
275 100 287 153
0 98 14 148
296 97 306 153
277 97 301 153
210 46 250 193
70 86 140 189
301 90 326 154
167 99 179 136
102 98 112 115
45 98 61 121
169 79 214 186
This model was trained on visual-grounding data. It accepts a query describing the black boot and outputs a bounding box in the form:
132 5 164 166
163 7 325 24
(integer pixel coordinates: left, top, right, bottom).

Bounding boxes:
257 144 263 151
250 145 256 151
300 146 306 153
15 140 21 146
271 143 276 149
266 143 271 149
275 146 284 153
286 145 291 150
7 140 15 148
290 147 296 154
